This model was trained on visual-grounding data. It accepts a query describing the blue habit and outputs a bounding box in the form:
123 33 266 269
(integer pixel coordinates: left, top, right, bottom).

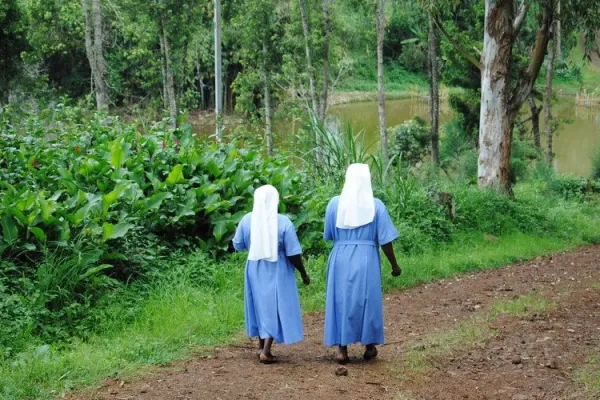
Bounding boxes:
233 213 304 345
323 196 399 346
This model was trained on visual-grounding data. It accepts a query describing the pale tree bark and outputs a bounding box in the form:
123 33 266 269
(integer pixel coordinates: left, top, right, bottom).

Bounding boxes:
262 37 274 157
92 0 108 111
376 0 388 165
214 0 223 140
545 24 558 165
428 11 440 166
319 0 332 121
527 96 542 150
478 0 554 195
298 0 319 115
159 32 168 109
82 0 109 111
159 14 177 127
556 1 562 59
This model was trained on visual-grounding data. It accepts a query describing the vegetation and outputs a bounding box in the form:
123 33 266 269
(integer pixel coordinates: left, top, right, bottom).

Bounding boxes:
2 0 600 399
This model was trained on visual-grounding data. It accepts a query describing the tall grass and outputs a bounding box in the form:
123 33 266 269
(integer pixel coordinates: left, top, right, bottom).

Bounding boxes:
2 181 600 399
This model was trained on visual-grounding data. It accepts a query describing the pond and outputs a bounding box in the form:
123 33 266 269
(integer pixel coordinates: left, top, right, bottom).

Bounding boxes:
193 97 600 177
329 97 600 177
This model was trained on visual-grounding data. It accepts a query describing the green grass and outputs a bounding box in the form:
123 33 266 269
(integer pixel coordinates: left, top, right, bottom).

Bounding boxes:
2 184 600 399
401 294 556 375
574 347 600 399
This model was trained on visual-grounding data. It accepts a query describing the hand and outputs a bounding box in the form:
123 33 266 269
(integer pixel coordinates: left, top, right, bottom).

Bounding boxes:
391 266 402 277
301 273 311 286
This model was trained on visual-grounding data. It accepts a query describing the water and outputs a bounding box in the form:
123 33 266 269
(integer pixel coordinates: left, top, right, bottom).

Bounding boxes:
330 98 600 177
194 97 600 177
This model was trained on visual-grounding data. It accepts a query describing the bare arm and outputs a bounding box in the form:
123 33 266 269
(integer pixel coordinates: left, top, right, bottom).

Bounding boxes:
381 242 402 277
288 254 310 285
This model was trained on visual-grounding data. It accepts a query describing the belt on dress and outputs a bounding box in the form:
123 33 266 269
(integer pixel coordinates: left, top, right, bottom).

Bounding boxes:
333 240 377 247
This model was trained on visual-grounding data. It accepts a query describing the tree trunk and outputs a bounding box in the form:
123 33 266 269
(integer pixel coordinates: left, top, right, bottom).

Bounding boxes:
262 38 274 157
528 96 542 150
319 0 332 121
428 12 440 167
82 0 109 111
545 27 557 165
298 0 319 116
214 0 223 140
81 0 97 98
158 31 168 109
160 16 177 127
556 1 561 59
478 0 515 194
376 0 388 165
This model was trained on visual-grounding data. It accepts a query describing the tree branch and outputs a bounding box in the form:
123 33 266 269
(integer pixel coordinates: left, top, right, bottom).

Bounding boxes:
512 3 529 36
433 15 482 71
511 2 555 110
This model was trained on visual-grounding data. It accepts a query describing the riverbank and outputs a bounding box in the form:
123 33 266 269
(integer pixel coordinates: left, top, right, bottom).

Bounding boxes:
2 180 600 400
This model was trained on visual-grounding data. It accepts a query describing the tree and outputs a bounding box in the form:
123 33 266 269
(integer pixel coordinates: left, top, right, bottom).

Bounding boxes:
527 96 542 150
427 11 441 166
214 0 223 139
376 0 388 164
82 0 109 110
298 0 319 115
545 19 558 164
477 1 553 195
319 0 332 121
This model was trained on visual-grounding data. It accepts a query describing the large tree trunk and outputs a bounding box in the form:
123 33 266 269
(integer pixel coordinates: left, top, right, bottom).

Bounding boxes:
478 0 554 195
158 32 168 109
545 26 558 165
82 0 96 96
428 12 440 166
298 0 319 116
262 37 274 157
528 96 542 150
556 1 561 59
214 0 223 140
319 0 332 121
376 0 388 165
82 0 109 111
478 0 516 193
160 15 177 127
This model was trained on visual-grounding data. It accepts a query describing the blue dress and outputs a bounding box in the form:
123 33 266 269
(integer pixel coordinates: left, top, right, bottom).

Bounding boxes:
233 213 304 344
323 196 399 346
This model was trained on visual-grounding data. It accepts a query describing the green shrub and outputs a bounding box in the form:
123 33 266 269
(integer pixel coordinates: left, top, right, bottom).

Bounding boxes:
591 145 600 181
398 43 427 74
389 117 431 166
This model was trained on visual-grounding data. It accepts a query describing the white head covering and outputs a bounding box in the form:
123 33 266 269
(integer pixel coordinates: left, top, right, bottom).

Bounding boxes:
248 185 279 262
336 163 375 229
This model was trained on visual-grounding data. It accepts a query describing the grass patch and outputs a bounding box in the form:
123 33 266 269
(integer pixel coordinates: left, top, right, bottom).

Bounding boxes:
2 182 600 399
574 347 600 399
401 294 555 375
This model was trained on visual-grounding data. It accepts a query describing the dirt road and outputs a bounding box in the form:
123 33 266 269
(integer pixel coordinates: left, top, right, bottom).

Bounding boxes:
74 245 600 400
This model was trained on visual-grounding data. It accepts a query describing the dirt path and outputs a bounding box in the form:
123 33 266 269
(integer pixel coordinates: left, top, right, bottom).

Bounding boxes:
74 246 600 400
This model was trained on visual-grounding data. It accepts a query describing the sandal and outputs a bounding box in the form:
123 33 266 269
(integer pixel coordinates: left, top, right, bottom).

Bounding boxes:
363 346 378 361
259 352 278 364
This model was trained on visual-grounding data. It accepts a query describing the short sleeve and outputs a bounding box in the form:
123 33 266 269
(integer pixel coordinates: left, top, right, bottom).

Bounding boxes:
375 200 399 246
232 215 247 252
323 199 335 241
283 219 302 256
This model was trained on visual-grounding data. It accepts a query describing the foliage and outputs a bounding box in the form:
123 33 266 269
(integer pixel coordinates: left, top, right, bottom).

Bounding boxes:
389 117 431 166
591 145 600 181
398 43 428 74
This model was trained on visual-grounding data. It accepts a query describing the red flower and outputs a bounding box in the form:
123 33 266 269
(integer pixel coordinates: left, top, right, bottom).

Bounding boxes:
162 140 167 148
32 158 40 168
74 145 81 153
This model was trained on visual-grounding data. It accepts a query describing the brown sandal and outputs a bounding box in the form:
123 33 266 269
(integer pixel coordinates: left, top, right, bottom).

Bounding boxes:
259 352 277 364
363 346 378 361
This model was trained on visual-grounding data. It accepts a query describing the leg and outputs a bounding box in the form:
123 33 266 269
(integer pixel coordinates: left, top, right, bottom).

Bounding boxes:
258 338 265 350
259 338 277 364
337 345 349 364
363 344 378 361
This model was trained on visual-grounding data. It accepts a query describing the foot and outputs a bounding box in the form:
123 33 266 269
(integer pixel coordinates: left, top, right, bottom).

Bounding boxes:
259 352 277 364
363 345 378 361
337 346 350 365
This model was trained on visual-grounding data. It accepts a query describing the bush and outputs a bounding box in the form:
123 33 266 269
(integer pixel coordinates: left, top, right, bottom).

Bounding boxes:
591 145 600 181
398 43 427 74
389 117 431 166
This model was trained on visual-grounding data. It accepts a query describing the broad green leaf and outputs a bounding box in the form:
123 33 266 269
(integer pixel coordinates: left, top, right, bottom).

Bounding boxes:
143 192 172 211
1 215 18 243
166 164 185 185
102 223 134 241
79 264 113 280
213 221 228 241
29 227 47 242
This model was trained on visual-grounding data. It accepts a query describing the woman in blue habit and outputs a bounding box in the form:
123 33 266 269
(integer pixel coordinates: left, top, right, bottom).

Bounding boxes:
324 163 402 364
233 185 310 364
